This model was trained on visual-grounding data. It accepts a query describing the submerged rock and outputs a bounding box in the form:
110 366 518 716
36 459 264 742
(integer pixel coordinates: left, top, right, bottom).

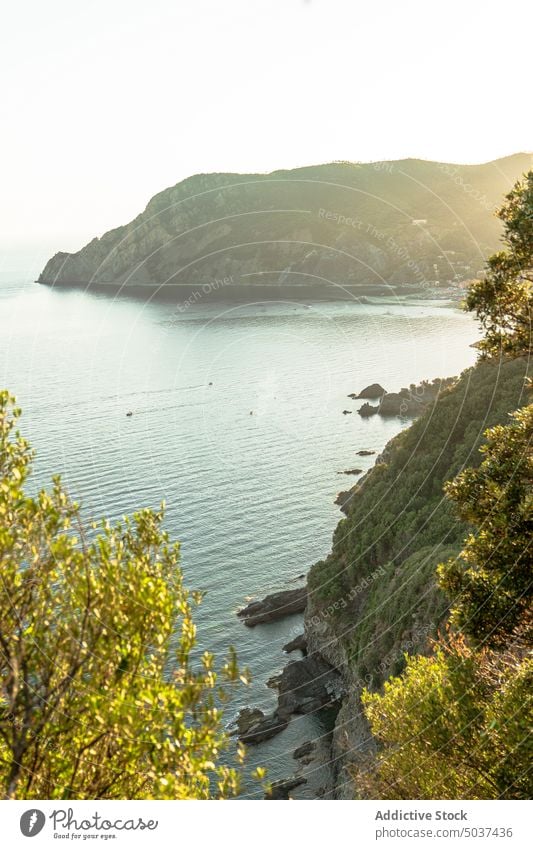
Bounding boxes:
238 586 307 626
341 468 363 476
293 740 315 760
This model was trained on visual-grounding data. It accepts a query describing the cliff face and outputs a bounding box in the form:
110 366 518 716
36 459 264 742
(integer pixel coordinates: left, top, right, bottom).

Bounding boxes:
305 355 532 797
39 155 530 294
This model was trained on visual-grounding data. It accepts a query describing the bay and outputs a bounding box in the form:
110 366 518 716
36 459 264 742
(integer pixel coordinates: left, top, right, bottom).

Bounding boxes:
0 280 478 796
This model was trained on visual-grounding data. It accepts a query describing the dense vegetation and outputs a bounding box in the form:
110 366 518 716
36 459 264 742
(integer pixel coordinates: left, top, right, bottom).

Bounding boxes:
38 155 530 292
308 355 531 681
439 404 533 646
465 170 533 358
361 405 532 798
356 171 532 799
361 635 532 799
0 392 245 799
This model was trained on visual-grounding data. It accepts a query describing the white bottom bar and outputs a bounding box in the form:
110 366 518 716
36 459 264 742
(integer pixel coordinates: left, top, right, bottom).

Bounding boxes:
1 799 531 848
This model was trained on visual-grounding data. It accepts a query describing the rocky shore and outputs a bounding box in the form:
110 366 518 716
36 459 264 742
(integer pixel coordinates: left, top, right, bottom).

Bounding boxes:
235 586 347 798
356 377 455 418
304 597 377 799
233 399 436 797
234 432 387 798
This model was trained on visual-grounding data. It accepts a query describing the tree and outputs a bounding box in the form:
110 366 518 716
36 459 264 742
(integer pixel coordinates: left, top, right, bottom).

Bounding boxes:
466 171 533 358
0 391 245 800
361 637 532 800
438 404 533 647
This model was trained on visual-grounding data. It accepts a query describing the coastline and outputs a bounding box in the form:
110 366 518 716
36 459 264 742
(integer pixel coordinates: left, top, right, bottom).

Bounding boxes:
35 278 461 305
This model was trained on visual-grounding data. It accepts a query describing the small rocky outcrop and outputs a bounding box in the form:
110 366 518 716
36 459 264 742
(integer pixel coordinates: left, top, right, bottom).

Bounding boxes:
233 708 289 744
358 378 456 419
264 775 307 800
340 468 363 476
233 707 265 736
356 449 375 456
335 489 353 509
378 391 421 416
357 402 379 417
342 409 352 415
237 586 307 627
234 652 342 748
354 383 387 399
283 633 307 654
276 654 344 718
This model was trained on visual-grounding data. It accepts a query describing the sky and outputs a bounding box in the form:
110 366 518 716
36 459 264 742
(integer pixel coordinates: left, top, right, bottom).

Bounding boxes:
1 0 532 273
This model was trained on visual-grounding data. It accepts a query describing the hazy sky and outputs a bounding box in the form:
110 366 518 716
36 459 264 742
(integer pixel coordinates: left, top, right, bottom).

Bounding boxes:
1 0 532 272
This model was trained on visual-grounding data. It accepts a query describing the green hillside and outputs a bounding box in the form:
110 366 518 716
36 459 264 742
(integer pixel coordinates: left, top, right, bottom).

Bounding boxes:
38 154 531 294
308 355 532 686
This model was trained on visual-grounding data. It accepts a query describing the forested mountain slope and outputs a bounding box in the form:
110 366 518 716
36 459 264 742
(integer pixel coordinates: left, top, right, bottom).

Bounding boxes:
39 155 530 295
307 355 532 686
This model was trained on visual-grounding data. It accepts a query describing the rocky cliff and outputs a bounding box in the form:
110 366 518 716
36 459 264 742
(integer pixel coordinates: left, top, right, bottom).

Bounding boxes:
38 155 530 296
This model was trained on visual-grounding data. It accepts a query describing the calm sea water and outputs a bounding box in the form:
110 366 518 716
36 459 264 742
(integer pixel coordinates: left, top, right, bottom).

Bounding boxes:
0 280 479 796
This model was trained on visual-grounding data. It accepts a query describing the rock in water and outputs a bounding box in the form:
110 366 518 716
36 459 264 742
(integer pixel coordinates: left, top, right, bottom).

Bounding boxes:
237 586 307 626
283 633 308 654
357 402 379 417
359 379 457 418
265 775 307 800
232 707 266 737
293 740 315 760
238 711 289 744
355 383 386 399
277 654 344 718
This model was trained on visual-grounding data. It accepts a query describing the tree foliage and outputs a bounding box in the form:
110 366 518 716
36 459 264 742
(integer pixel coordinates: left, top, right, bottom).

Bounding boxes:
361 637 532 799
360 403 532 798
438 404 533 647
0 391 244 800
466 171 533 358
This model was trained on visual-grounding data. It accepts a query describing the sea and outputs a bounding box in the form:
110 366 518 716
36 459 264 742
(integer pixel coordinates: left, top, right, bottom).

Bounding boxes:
0 278 479 797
